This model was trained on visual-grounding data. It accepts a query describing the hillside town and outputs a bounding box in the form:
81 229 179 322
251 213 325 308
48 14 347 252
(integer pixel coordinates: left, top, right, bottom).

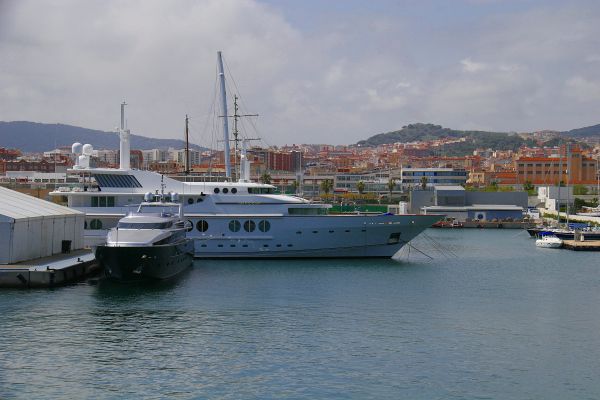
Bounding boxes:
2 129 599 203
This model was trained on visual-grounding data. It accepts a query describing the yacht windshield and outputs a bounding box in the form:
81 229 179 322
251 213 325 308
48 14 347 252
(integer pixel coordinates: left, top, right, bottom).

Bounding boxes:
117 222 173 229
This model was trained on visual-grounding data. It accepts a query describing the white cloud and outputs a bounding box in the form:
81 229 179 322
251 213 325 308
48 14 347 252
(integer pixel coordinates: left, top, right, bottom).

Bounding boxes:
461 58 487 73
1 1 600 145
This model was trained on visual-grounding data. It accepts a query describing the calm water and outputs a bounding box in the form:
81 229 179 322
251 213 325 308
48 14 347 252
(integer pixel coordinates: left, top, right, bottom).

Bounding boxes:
1 229 600 399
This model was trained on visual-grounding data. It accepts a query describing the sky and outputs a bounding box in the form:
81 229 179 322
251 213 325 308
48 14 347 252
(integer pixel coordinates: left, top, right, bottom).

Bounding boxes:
2 0 600 147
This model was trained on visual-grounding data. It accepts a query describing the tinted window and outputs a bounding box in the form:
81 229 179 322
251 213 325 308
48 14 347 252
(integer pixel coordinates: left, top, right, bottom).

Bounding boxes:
229 220 241 232
244 220 256 232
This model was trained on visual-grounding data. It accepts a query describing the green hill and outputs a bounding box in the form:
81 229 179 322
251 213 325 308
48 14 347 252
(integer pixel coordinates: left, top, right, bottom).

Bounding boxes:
562 124 600 137
357 123 536 156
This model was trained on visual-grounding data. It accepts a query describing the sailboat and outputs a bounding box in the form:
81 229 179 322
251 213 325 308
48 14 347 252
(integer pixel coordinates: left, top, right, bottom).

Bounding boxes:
50 52 443 258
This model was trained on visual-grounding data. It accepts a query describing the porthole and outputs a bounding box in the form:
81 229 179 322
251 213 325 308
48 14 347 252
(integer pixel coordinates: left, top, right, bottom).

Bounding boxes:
244 220 256 232
258 220 271 232
231 188 237 194
90 219 103 230
186 220 194 232
187 198 194 204
196 220 209 232
242 244 248 248
229 220 241 232
218 244 223 248
196 197 203 203
201 244 207 248
329 230 334 233
263 244 269 248
312 230 318 234
223 188 229 194
214 188 220 194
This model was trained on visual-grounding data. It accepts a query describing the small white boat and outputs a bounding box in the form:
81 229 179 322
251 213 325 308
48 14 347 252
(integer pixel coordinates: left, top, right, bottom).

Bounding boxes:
535 235 563 248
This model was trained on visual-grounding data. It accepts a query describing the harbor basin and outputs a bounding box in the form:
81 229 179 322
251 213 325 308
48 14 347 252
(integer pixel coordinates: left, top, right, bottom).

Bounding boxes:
1 229 600 399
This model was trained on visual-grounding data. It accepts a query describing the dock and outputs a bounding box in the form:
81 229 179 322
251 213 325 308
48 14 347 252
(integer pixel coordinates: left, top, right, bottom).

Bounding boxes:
562 240 600 251
0 249 100 288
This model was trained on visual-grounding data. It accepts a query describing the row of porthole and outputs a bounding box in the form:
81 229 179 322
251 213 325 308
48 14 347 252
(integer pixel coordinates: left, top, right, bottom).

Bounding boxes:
187 197 205 204
193 219 271 233
214 187 238 194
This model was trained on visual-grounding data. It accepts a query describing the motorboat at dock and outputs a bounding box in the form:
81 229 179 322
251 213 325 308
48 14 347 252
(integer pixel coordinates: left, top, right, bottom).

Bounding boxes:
95 191 193 282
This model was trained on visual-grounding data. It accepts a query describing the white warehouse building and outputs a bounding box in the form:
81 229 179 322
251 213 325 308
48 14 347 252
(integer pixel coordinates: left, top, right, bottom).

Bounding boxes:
0 187 85 264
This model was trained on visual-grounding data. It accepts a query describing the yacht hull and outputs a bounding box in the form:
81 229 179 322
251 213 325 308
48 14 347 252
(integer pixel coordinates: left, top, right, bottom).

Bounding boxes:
190 214 442 258
96 239 194 282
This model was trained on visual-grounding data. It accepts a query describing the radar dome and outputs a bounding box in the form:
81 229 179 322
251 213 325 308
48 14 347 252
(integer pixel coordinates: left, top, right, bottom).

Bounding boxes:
71 142 83 155
82 144 94 156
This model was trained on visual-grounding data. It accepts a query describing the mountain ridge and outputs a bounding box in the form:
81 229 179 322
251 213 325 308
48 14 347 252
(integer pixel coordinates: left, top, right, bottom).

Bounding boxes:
0 121 205 152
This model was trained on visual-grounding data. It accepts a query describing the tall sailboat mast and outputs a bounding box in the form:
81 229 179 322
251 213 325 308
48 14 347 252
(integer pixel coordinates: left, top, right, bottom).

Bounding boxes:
217 51 231 179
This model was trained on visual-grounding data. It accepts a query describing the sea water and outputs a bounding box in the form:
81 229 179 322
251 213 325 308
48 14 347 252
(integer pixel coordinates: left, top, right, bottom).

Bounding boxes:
1 229 600 399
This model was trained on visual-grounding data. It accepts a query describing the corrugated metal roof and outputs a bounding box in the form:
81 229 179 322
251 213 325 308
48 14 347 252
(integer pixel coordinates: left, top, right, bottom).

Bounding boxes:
0 187 83 221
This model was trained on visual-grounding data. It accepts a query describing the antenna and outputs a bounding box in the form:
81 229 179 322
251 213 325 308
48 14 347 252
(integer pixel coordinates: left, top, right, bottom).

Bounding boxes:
185 114 190 175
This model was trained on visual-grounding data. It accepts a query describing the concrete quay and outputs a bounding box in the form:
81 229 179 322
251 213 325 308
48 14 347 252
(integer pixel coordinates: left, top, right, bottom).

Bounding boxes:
0 249 99 288
562 240 600 251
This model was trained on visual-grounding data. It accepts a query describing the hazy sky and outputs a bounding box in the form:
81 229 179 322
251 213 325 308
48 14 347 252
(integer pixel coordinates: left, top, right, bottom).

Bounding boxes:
2 0 600 146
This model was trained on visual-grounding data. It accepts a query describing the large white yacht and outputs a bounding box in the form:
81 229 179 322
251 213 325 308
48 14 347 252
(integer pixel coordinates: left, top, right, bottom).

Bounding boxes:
52 158 441 258
51 53 442 258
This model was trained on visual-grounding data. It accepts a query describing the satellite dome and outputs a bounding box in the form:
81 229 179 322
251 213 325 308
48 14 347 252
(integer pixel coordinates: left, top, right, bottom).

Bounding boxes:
71 142 83 155
82 144 94 156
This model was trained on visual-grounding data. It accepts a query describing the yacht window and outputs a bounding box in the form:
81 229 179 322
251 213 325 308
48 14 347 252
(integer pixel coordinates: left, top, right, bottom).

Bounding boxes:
244 220 256 232
196 220 209 232
223 188 229 194
288 207 328 215
188 198 194 204
258 220 271 232
196 198 203 202
231 188 237 194
94 174 142 188
90 219 103 230
186 220 194 232
214 188 220 194
229 220 241 232
91 196 115 207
